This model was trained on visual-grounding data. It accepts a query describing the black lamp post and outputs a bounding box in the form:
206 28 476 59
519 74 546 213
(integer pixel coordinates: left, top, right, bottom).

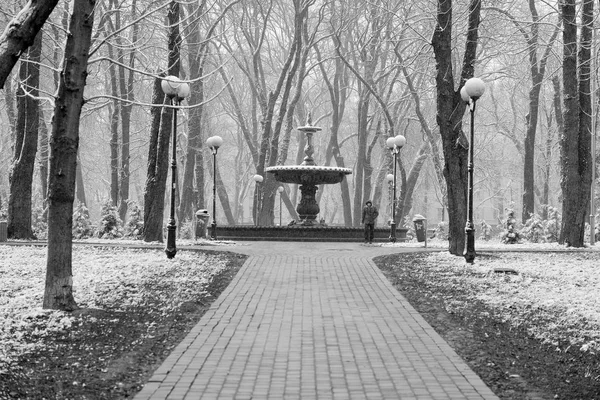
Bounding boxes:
253 174 263 226
385 135 406 242
386 173 394 222
206 135 223 240
161 76 190 259
461 77 485 263
278 186 284 226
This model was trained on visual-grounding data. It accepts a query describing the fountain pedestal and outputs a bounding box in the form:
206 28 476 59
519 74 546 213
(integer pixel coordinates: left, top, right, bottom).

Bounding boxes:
298 184 319 224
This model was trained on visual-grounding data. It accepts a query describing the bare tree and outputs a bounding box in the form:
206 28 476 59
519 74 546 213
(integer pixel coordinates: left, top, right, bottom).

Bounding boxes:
489 3 560 223
7 31 41 239
559 0 593 247
179 0 240 223
44 0 96 310
315 36 352 226
218 0 318 226
432 0 482 256
143 0 182 243
0 0 59 88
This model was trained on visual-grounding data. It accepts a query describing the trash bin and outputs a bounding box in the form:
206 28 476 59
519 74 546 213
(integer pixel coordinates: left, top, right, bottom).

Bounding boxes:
195 209 210 239
0 221 7 242
412 214 427 243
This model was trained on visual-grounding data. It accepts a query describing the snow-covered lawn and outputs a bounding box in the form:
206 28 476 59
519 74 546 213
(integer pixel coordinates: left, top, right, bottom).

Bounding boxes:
413 251 600 353
0 245 230 374
381 238 600 355
1 239 599 381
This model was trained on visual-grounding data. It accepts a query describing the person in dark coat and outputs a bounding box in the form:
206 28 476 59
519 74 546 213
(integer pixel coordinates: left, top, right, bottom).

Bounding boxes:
361 200 379 244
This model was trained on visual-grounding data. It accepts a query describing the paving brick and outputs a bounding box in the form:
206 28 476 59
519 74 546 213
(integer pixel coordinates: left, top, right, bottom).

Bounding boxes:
134 243 499 400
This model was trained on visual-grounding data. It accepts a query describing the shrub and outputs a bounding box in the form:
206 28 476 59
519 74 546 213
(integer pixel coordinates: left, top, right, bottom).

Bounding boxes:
31 206 47 240
403 216 414 241
179 219 194 240
520 206 561 244
543 206 561 243
72 202 93 239
433 221 449 240
500 207 521 244
123 200 143 239
479 220 492 241
96 201 123 239
522 213 544 243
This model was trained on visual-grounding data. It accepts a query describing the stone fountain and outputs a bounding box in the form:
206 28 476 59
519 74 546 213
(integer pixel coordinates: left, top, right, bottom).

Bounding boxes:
265 118 352 225
210 118 407 241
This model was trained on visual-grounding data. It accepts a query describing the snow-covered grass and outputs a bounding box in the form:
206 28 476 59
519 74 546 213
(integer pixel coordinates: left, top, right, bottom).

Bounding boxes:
382 237 600 251
0 245 229 374
1 239 599 382
399 249 600 355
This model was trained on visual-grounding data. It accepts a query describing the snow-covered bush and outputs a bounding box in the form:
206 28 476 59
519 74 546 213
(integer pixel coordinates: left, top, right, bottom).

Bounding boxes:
433 221 449 240
72 201 93 239
543 206 561 243
96 201 123 239
403 216 414 241
522 213 544 243
31 206 47 240
521 206 561 243
123 200 143 239
179 219 194 240
500 207 521 244
479 220 492 241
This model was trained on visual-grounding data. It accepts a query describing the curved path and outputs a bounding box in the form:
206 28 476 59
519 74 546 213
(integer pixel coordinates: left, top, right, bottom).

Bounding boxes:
134 241 498 399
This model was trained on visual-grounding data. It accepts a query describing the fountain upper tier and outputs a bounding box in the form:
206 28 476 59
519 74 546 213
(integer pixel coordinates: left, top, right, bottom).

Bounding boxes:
266 165 352 185
265 120 351 184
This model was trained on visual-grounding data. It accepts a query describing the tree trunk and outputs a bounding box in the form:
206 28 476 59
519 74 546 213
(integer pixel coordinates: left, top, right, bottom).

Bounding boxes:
116 0 137 222
180 1 239 223
432 0 482 255
179 1 205 223
398 143 429 222
521 2 560 223
44 0 95 311
399 52 447 214
559 0 593 247
143 77 170 242
75 154 87 207
522 80 542 222
143 0 181 242
106 29 120 207
39 107 49 210
353 94 370 225
0 0 59 88
179 82 203 223
207 154 235 225
8 31 42 240
316 42 353 226
109 85 119 206
542 76 563 220
329 93 352 225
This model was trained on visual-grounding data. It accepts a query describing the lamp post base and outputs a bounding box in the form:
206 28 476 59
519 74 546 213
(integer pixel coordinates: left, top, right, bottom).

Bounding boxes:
463 226 475 263
389 221 397 243
165 222 177 259
210 221 217 240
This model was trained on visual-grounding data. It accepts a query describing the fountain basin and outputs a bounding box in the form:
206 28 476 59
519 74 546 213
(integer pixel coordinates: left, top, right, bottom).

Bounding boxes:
213 225 408 242
265 165 352 185
266 165 352 225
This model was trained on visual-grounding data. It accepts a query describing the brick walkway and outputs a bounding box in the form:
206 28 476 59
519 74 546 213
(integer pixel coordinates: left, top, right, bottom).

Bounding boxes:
134 243 498 399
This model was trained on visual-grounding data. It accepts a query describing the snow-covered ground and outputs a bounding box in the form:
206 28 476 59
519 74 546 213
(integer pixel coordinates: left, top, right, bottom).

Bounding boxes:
0 245 229 373
1 239 599 374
